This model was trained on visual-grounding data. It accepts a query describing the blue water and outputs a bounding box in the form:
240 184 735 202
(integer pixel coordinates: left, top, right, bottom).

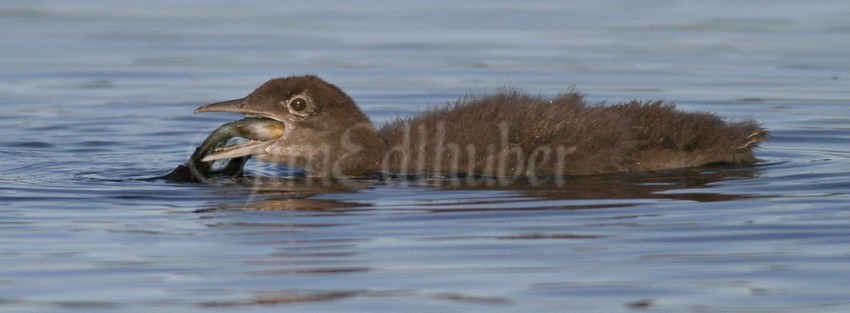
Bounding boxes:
2 1 850 312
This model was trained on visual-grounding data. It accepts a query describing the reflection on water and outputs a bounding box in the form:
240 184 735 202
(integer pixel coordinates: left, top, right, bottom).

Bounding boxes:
196 165 762 213
2 0 850 312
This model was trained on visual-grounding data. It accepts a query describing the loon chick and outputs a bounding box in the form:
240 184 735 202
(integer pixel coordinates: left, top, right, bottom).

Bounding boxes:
194 75 766 178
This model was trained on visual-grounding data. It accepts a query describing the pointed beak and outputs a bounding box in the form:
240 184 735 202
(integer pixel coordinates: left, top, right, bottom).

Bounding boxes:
194 98 249 114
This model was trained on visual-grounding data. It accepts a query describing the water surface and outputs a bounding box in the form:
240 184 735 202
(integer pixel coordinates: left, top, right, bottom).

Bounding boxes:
2 1 849 312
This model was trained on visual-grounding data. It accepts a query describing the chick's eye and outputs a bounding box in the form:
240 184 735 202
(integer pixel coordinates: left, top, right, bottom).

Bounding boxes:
289 97 308 111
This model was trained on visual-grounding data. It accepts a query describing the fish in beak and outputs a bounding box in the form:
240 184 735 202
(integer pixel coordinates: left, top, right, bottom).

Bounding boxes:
194 98 286 162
